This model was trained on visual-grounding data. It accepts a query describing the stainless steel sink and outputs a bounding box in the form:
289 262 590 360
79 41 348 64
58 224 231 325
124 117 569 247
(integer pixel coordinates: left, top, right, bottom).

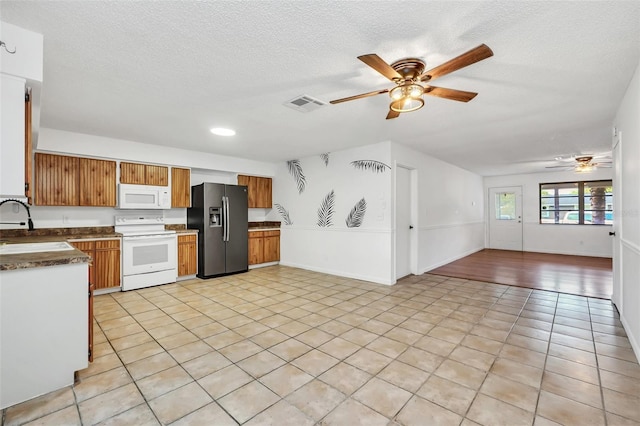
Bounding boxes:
0 241 75 255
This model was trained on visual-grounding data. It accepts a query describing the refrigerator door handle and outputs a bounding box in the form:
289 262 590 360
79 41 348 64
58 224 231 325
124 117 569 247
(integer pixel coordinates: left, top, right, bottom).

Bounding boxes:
222 196 227 242
224 196 230 242
225 196 231 241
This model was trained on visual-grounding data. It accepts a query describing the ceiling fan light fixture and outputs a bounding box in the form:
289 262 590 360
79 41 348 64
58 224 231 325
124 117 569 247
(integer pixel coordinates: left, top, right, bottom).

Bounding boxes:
390 96 424 113
575 164 595 173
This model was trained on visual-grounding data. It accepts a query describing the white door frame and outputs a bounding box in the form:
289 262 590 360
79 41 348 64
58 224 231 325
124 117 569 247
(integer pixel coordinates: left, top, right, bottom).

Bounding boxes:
612 129 622 308
488 186 523 251
394 163 417 281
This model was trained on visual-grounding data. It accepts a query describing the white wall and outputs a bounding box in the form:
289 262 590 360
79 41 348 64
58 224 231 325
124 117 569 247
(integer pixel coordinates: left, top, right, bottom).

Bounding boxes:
268 142 394 284
484 169 614 258
0 128 277 230
614 60 640 359
391 143 485 273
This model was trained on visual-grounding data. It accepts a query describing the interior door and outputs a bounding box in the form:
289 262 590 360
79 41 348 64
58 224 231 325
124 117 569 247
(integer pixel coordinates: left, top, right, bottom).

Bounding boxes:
611 130 622 308
396 166 412 279
489 186 523 251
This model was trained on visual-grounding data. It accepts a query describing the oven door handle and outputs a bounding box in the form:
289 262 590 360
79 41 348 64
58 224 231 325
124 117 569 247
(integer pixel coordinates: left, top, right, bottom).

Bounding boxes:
123 234 176 240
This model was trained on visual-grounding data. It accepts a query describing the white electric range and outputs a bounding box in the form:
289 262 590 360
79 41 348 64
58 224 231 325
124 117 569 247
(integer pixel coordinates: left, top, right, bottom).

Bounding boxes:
115 215 177 291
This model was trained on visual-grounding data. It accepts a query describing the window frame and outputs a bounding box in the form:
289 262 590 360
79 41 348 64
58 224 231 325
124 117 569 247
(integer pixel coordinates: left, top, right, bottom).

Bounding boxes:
539 179 613 225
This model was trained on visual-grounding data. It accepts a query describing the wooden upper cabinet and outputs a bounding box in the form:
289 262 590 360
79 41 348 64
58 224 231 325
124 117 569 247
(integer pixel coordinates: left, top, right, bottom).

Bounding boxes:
35 153 117 207
120 162 168 186
80 158 116 206
119 162 146 185
35 153 80 206
171 167 191 208
146 165 168 186
256 177 272 208
237 175 272 208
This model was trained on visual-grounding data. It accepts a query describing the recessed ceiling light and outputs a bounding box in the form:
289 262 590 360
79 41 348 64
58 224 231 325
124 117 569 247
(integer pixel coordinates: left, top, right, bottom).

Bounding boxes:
210 127 236 136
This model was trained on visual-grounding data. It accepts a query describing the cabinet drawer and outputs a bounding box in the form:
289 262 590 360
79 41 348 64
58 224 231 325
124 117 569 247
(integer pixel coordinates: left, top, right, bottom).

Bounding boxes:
96 239 120 250
263 230 280 237
178 234 197 244
249 231 265 238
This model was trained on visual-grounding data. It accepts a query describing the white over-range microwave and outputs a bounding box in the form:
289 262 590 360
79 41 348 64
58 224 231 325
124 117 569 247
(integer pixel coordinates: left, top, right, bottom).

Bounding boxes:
118 184 171 209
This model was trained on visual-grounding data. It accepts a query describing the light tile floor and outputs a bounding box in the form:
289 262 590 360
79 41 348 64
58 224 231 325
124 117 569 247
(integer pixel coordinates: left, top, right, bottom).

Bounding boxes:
2 266 639 425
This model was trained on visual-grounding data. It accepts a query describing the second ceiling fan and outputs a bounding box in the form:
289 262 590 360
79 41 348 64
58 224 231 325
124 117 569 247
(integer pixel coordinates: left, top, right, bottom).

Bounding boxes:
330 44 493 119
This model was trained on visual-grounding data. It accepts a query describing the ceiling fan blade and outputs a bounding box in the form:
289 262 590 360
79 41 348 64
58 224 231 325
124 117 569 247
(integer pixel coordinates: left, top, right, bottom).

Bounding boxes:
386 109 400 120
329 88 389 104
545 165 574 169
425 86 478 102
358 54 402 81
419 44 493 82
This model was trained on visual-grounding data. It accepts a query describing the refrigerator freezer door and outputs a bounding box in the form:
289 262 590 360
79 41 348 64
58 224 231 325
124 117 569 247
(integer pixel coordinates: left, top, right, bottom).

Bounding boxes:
224 184 249 274
200 183 225 277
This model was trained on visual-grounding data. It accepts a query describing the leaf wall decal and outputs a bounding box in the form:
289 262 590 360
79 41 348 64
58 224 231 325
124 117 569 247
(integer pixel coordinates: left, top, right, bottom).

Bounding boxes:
286 159 306 194
345 198 367 228
317 190 335 227
320 152 330 166
351 160 391 173
274 203 293 226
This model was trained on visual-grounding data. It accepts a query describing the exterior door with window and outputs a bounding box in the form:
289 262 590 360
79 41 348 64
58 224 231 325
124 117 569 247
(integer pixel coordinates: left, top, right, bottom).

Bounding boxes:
489 187 523 251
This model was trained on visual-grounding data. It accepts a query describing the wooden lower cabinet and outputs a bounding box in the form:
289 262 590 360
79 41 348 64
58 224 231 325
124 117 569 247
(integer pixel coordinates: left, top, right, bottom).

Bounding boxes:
248 230 280 265
177 234 197 276
70 239 121 290
263 230 280 263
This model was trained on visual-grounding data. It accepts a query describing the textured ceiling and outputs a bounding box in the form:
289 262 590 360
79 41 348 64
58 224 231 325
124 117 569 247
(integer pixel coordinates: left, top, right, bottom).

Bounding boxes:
1 1 639 176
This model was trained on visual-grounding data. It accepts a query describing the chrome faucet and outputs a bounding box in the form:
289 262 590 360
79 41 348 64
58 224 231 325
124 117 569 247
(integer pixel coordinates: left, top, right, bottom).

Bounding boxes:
0 199 35 231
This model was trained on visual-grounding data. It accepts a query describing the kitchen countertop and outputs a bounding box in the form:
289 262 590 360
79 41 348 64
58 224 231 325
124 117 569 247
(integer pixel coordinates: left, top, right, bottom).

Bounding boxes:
0 248 90 271
248 221 281 231
0 227 117 271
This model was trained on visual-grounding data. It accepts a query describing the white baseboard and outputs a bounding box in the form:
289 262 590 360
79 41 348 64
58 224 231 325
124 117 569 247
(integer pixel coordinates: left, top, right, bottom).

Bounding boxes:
620 314 640 367
279 261 394 286
249 261 279 270
420 246 484 274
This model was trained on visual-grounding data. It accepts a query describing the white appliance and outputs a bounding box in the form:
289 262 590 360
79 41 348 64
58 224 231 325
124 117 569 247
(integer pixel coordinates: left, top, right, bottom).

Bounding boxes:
115 215 177 291
118 184 171 210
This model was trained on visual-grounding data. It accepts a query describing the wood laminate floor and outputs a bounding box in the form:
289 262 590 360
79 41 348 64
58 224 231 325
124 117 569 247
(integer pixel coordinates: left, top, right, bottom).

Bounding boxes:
429 249 613 300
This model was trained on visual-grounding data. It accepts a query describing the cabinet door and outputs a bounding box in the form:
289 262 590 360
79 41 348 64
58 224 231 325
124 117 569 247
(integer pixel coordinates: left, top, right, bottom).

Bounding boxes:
94 240 121 290
70 240 95 287
146 165 169 186
237 175 256 207
80 158 117 206
263 230 280 262
119 162 146 184
88 282 94 362
24 92 32 204
171 167 191 207
34 153 79 206
256 177 272 208
248 231 264 265
177 234 197 276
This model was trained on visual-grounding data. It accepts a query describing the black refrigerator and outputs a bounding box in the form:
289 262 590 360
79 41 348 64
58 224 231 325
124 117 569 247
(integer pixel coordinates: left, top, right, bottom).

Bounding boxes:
187 183 248 278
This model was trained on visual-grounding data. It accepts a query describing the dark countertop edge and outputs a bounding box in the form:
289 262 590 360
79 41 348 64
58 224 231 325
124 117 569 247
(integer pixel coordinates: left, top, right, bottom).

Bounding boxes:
0 250 91 271
176 229 198 234
248 221 281 229
0 234 121 244
249 228 281 232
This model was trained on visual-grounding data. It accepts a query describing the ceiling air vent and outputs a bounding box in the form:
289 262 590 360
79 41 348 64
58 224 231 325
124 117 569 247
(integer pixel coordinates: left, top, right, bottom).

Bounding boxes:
284 95 327 113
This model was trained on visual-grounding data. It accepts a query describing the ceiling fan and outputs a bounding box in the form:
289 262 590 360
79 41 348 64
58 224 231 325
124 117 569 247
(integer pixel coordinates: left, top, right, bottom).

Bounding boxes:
546 155 612 173
330 44 493 119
